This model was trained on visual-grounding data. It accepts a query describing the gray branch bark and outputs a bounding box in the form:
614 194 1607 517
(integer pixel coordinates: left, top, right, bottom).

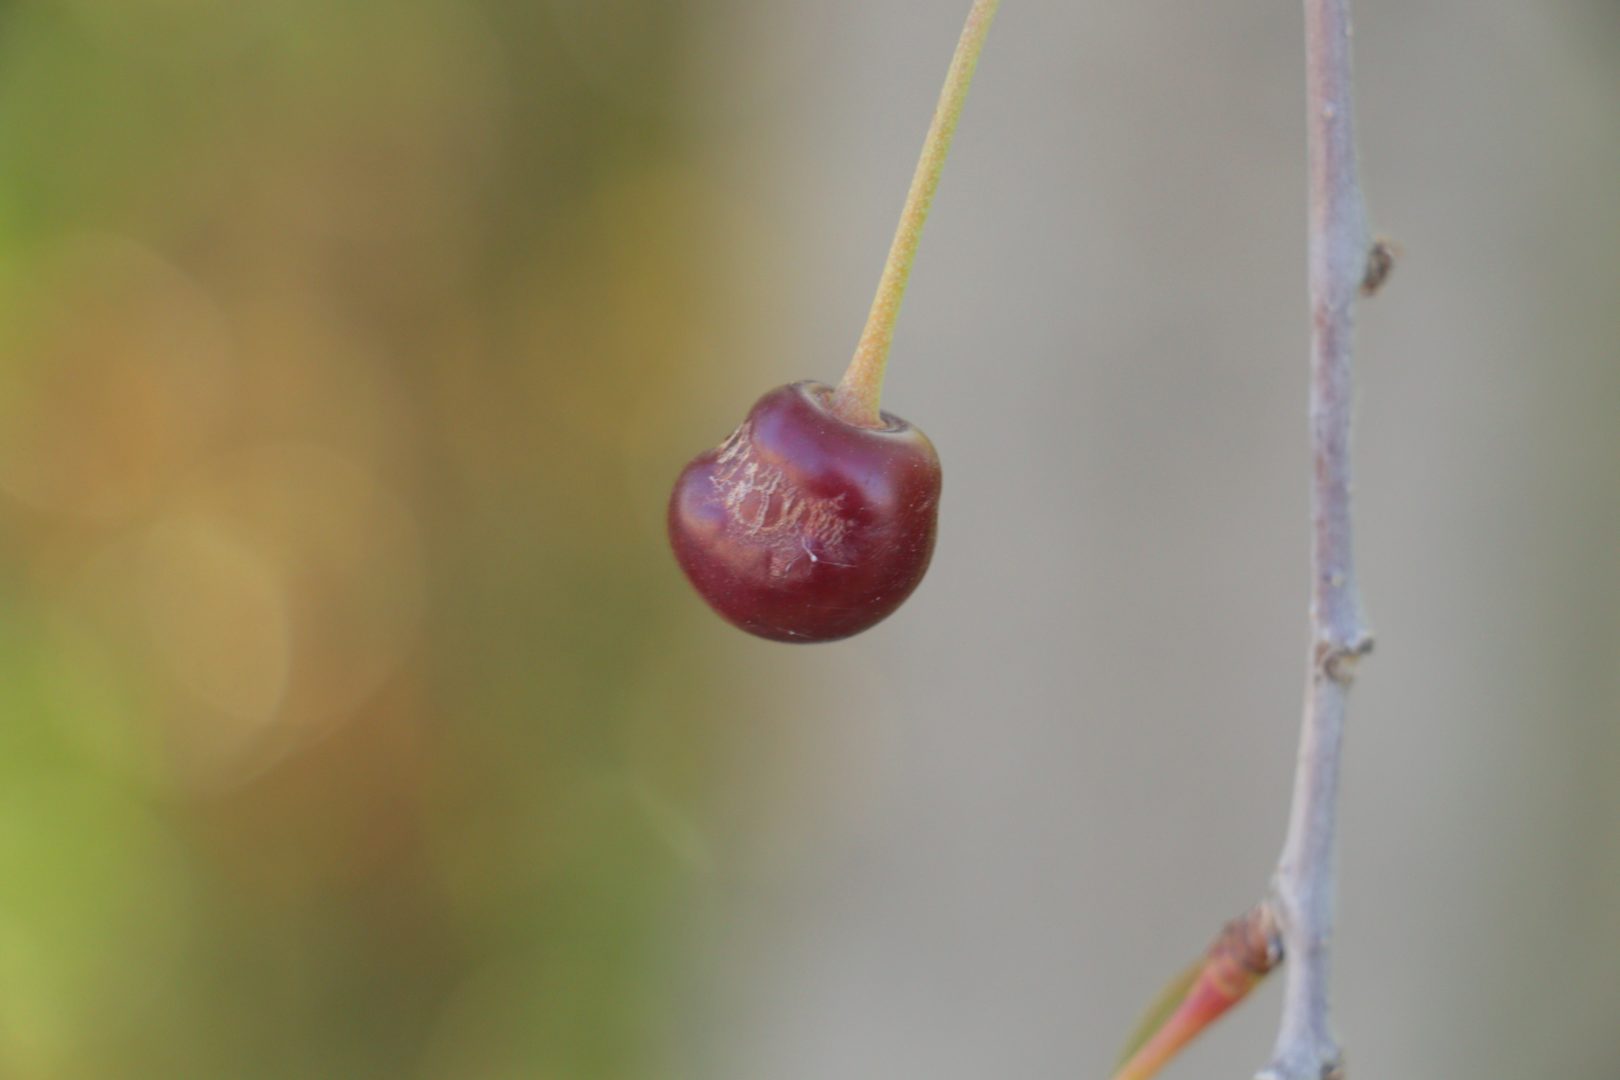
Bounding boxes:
1257 0 1374 1077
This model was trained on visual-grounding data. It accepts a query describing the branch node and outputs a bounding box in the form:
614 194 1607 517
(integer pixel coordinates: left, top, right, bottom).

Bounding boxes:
1216 903 1285 984
1314 635 1372 684
1257 1048 1344 1080
1359 237 1398 296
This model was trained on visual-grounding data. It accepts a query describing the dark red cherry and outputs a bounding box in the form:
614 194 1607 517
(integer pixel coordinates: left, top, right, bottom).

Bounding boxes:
668 381 942 643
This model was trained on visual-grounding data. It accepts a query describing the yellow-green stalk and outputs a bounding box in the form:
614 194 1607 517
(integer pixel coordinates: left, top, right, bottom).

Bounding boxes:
830 0 1000 428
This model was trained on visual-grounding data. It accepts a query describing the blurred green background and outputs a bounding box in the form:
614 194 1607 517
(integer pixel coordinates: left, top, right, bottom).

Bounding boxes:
0 1 747 1076
0 1 1616 1078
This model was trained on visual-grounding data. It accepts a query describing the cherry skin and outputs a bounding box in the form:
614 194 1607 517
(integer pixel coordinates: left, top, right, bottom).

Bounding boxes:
668 381 942 643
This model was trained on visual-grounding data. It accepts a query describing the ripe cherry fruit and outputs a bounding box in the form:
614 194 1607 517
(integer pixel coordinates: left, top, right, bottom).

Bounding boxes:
668 381 941 642
667 0 999 643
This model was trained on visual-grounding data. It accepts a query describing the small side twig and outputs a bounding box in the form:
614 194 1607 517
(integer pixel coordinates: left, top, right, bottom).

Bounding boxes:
1111 905 1282 1080
1257 0 1373 1077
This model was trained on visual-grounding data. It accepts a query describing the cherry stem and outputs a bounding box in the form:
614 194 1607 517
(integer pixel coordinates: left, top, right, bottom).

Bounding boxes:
831 0 1000 428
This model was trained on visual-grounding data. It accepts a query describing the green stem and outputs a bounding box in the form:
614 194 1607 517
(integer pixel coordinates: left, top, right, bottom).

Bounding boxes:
830 0 1001 428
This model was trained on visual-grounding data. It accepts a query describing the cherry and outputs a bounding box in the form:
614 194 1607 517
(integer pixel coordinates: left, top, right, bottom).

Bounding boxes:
668 382 941 642
667 0 998 642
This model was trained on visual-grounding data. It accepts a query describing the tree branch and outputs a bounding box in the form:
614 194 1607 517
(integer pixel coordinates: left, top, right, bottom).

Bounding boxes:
1105 4 1387 1076
1257 0 1373 1077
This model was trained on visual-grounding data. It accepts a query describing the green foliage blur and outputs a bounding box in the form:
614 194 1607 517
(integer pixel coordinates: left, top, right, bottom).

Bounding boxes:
0 1 735 1075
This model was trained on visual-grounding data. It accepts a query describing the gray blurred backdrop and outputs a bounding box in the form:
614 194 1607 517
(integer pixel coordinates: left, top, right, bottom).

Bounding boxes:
667 2 1620 1077
0 0 1613 1076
